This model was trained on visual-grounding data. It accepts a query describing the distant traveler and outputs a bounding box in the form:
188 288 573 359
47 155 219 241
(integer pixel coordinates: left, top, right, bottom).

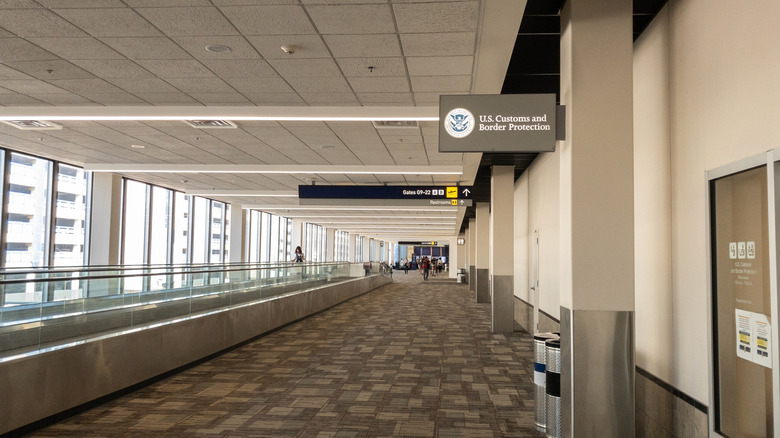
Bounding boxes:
421 257 430 281
293 246 305 263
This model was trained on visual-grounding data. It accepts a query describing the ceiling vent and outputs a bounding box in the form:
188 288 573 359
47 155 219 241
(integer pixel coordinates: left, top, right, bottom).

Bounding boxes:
1 120 62 130
372 120 419 129
183 120 237 129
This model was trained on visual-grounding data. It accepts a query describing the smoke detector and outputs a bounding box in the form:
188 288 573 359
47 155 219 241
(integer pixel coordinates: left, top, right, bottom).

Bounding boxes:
280 45 298 55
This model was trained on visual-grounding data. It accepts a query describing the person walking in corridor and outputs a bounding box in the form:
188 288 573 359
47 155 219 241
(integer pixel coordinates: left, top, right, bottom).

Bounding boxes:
421 257 430 281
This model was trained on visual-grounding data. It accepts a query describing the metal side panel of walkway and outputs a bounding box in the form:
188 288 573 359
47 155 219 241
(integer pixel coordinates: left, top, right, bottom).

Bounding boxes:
28 274 543 437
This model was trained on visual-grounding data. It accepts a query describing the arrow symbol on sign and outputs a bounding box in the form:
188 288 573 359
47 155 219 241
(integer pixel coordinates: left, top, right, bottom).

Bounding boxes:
459 200 465 205
462 188 471 196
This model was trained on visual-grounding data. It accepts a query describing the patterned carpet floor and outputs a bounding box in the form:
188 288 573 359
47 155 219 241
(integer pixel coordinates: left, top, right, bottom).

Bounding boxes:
29 273 543 437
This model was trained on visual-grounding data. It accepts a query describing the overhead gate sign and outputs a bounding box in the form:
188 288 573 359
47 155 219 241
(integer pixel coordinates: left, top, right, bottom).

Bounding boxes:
439 94 557 153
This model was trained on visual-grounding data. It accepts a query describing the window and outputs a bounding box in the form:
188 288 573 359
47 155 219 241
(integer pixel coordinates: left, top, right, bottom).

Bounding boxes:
149 186 172 265
5 153 51 268
122 180 148 267
192 197 209 264
172 193 190 265
53 163 87 267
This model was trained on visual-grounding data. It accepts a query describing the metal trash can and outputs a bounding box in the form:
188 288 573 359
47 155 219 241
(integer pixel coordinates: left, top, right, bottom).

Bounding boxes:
457 268 466 283
533 333 560 431
545 338 562 438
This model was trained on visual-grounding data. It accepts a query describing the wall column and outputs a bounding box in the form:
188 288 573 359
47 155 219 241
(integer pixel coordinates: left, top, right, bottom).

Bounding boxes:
88 173 122 266
348 233 357 262
559 0 635 436
325 228 335 262
475 202 490 303
228 204 244 263
468 218 476 290
490 166 514 332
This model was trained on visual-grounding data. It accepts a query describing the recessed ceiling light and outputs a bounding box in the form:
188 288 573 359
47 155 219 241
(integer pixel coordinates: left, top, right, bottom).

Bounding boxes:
183 120 237 129
130 144 146 149
320 145 336 149
205 44 232 53
1 120 62 130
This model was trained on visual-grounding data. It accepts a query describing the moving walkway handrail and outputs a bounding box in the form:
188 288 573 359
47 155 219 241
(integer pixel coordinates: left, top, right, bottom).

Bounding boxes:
0 262 341 285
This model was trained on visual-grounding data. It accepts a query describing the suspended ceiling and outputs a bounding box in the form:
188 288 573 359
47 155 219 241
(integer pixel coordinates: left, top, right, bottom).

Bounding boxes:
0 0 666 242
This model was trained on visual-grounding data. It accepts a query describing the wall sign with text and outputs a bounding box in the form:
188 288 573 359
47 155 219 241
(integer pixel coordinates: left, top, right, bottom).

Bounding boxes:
439 94 557 153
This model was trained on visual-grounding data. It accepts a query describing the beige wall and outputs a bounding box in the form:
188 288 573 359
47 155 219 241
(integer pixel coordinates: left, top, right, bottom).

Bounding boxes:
513 150 561 320
514 173 529 302
665 0 780 402
511 0 780 404
633 6 674 387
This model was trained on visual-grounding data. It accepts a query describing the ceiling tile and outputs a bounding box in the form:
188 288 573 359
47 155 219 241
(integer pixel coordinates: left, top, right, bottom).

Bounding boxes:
0 65 34 80
100 37 192 60
4 60 95 79
393 1 478 33
0 0 43 8
0 9 87 37
300 92 358 105
400 32 476 56
303 0 385 4
407 56 473 76
243 93 304 105
172 36 261 60
163 77 233 93
77 93 147 105
133 93 200 104
48 78 126 93
136 7 239 36
189 93 251 104
28 37 124 60
268 58 342 78
247 35 330 60
26 93 94 104
219 5 316 35
71 60 154 78
323 34 401 58
337 58 406 77
37 0 126 7
348 76 409 93
54 8 162 37
0 93 45 105
357 92 414 104
214 0 297 5
411 75 471 92
125 0 211 6
200 59 277 78
415 91 466 104
106 78 181 94
287 76 350 93
225 77 294 94
0 38 58 61
307 4 395 34
136 60 214 78
1 79 67 94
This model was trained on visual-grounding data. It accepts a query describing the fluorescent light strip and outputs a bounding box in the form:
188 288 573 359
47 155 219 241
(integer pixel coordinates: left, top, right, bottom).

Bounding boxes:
0 106 439 121
85 164 461 176
186 190 298 197
243 206 458 212
277 215 458 219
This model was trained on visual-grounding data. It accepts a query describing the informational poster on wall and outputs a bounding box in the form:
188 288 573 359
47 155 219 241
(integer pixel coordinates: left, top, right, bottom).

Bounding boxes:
735 308 772 368
711 164 772 438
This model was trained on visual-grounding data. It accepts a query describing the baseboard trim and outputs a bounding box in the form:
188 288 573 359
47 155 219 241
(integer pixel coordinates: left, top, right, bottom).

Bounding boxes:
636 366 708 414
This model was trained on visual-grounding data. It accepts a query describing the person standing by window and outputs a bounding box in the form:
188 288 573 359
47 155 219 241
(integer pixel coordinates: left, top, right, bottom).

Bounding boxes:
292 246 305 262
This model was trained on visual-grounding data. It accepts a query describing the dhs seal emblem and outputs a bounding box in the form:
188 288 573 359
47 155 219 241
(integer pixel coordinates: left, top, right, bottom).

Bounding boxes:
444 108 474 138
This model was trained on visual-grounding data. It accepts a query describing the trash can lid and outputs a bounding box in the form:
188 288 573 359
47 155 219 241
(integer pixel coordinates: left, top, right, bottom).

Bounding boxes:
545 339 561 348
533 332 560 341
